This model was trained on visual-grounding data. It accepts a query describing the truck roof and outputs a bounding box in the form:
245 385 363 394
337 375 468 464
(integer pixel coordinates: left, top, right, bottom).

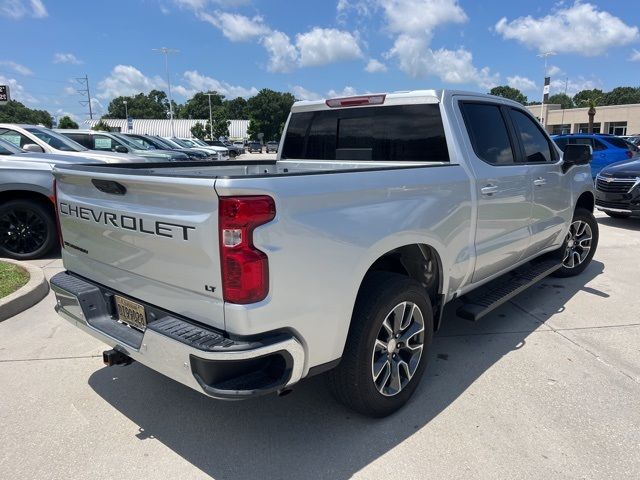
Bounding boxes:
291 89 525 113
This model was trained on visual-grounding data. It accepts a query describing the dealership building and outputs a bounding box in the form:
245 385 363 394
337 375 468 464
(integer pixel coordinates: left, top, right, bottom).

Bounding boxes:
527 103 640 136
84 118 250 139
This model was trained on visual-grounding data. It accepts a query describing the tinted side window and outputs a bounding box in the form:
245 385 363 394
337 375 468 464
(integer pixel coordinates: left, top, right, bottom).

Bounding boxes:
572 138 593 146
65 133 91 149
592 140 606 151
461 103 515 165
511 109 553 163
282 104 449 162
606 136 632 150
0 128 31 148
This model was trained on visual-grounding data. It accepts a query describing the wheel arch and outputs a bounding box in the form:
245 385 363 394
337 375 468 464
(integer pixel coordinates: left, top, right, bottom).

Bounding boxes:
356 243 446 331
575 190 595 213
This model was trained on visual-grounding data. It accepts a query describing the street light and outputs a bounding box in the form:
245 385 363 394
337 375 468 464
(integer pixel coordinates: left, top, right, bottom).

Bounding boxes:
537 51 556 128
205 93 216 140
123 100 128 131
153 47 179 137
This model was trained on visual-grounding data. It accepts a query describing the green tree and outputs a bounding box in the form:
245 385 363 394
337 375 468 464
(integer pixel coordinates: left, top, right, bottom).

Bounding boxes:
206 108 230 139
190 122 207 140
0 100 52 127
246 89 295 141
547 93 574 109
572 89 604 108
104 90 172 119
602 86 640 106
223 97 249 119
181 91 224 119
489 85 528 104
57 115 79 129
92 119 112 132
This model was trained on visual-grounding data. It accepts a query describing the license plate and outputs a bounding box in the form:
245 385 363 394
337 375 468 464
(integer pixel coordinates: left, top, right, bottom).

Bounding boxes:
114 295 147 331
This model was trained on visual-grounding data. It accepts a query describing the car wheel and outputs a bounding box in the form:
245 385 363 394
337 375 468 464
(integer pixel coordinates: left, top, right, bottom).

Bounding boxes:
604 211 631 219
0 199 57 260
552 208 599 278
327 272 433 417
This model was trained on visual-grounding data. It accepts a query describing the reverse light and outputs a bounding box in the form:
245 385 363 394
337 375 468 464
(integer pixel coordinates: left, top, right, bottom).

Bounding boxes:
219 196 276 304
325 94 386 108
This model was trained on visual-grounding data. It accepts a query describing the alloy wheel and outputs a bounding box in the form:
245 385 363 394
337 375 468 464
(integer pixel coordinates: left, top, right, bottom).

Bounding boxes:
562 220 593 269
0 207 48 255
371 301 425 397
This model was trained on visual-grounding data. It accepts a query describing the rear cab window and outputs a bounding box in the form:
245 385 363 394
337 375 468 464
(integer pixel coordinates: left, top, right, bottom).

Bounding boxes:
282 104 449 162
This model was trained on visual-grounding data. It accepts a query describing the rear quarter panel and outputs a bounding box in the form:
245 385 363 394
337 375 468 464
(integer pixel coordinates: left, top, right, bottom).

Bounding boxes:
215 165 472 372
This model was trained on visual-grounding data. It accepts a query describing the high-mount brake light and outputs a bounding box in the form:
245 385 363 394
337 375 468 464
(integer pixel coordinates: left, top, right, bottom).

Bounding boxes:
325 94 386 108
219 195 276 304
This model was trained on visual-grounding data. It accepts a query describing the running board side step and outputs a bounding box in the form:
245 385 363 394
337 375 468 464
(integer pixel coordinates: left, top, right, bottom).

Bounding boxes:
457 260 562 322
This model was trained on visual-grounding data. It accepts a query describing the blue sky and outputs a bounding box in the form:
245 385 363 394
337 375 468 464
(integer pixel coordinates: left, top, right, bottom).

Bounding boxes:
0 0 638 122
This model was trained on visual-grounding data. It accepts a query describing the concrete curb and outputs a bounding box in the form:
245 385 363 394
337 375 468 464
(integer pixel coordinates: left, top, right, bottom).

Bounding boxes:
0 259 49 322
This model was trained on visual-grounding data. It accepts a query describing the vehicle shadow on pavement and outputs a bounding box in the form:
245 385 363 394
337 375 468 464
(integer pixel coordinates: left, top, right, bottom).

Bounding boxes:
88 261 605 480
596 216 640 232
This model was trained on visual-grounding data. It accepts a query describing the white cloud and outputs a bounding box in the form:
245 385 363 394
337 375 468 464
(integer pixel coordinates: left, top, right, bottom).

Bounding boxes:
63 86 76 95
495 2 639 56
198 11 270 41
290 85 322 101
547 65 562 77
327 86 359 97
0 60 32 75
630 49 640 62
507 75 537 92
550 77 600 96
172 0 249 8
0 75 37 104
365 58 387 73
386 35 498 89
96 65 166 100
296 28 362 67
261 31 299 73
380 0 467 37
175 70 258 98
0 0 47 19
53 52 82 65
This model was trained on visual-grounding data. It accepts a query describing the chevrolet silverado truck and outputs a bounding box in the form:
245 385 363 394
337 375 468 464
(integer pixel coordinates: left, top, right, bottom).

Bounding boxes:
50 90 598 417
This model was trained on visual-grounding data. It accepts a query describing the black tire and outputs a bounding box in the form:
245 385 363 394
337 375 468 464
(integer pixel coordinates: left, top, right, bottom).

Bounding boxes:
552 208 599 278
327 272 433 417
605 211 631 219
0 199 57 260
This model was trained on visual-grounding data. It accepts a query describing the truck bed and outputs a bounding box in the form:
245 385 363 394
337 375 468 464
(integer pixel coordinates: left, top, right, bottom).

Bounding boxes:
55 159 448 179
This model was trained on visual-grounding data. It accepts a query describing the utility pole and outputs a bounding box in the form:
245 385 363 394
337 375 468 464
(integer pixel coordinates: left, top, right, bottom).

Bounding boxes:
76 74 93 120
123 99 128 131
205 92 215 140
153 47 178 137
537 51 556 129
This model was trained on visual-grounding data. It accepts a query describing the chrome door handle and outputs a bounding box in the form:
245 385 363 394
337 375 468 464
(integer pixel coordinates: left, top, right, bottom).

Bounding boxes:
480 185 499 196
533 177 547 186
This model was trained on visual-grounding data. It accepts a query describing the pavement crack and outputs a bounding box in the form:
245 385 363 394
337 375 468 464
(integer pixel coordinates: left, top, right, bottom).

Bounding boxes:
508 300 640 385
0 354 101 363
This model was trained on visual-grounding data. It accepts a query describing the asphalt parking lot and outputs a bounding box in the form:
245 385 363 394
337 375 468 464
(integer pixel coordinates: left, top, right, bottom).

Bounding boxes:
1 211 639 480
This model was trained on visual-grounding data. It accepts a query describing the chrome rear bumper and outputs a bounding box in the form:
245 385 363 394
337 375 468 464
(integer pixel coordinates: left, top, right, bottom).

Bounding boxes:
50 271 305 399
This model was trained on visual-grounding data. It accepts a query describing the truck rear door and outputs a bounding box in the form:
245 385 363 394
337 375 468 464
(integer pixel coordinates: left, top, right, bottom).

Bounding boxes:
54 167 225 329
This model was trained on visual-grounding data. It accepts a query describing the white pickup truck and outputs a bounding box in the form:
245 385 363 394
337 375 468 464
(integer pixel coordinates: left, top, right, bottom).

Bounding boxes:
50 90 598 417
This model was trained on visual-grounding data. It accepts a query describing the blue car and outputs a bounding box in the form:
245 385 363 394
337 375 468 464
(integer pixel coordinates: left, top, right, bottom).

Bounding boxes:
552 134 638 178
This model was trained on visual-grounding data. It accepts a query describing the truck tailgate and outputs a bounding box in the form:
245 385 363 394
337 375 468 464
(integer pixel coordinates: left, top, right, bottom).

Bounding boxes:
54 168 225 329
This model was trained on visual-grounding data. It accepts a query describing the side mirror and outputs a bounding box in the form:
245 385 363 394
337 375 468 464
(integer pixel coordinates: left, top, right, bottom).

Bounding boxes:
23 143 44 153
114 145 128 153
562 144 592 173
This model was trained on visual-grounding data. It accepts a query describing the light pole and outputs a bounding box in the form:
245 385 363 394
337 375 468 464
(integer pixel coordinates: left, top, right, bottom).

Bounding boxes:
153 47 179 137
123 100 128 131
205 93 215 140
537 51 556 128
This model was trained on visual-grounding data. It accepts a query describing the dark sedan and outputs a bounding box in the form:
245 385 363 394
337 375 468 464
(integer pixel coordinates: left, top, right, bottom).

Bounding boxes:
248 141 262 153
595 158 640 218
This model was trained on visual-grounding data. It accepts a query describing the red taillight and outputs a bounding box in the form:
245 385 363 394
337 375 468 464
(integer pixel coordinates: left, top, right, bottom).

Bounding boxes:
219 196 275 304
626 150 633 159
53 179 64 249
325 94 386 108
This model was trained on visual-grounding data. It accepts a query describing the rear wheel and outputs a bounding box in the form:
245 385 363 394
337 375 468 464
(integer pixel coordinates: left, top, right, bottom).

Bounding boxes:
0 199 57 260
605 211 631 219
327 272 433 417
552 208 598 278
